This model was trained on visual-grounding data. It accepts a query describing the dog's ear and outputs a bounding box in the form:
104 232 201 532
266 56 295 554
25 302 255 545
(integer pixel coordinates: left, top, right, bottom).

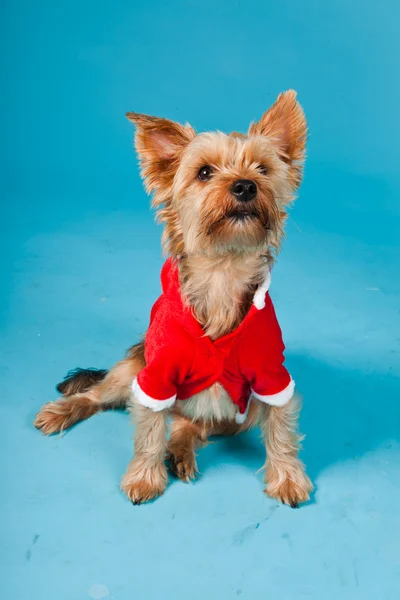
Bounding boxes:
248 90 307 189
126 112 195 192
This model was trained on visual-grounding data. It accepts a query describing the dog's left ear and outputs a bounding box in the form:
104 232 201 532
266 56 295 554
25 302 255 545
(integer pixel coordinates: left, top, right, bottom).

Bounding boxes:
126 112 195 192
249 90 307 189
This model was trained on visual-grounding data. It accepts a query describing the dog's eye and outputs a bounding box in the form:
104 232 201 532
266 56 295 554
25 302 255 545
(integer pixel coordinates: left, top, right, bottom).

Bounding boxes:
257 165 268 175
198 165 213 181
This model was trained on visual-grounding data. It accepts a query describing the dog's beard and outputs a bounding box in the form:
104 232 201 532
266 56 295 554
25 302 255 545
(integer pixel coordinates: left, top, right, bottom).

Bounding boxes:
226 207 260 222
199 193 279 250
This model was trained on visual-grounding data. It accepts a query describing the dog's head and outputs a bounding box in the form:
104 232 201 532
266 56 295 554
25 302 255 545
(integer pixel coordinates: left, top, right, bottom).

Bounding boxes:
127 91 306 257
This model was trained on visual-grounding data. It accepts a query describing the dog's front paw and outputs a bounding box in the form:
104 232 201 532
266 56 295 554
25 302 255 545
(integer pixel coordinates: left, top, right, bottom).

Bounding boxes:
121 459 167 505
166 449 198 482
265 461 313 508
121 478 164 505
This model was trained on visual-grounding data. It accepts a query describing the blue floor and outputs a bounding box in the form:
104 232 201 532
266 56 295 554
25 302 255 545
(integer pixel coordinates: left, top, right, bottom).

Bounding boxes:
2 1 400 599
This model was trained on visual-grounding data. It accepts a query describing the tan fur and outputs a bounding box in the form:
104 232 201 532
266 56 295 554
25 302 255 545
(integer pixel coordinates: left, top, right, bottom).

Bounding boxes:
173 133 288 257
34 394 100 435
249 89 307 189
127 91 305 258
35 355 144 434
179 253 267 340
121 399 168 503
258 395 313 507
35 91 311 507
178 383 238 423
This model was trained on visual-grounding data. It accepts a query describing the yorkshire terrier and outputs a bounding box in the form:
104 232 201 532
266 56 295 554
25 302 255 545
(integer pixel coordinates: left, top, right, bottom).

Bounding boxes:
34 90 313 507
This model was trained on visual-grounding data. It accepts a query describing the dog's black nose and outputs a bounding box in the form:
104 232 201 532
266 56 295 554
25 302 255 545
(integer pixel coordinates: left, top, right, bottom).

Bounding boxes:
230 179 257 202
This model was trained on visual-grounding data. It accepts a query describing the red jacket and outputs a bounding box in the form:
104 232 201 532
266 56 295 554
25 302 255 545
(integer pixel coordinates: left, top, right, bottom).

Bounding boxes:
132 258 294 423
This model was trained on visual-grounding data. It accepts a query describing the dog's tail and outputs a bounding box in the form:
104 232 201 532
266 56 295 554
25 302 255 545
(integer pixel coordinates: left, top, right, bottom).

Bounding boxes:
56 367 108 396
34 342 145 435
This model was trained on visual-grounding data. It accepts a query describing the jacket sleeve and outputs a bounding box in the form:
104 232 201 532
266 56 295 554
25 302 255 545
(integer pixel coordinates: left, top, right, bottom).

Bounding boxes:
133 346 179 411
132 302 192 411
249 294 295 407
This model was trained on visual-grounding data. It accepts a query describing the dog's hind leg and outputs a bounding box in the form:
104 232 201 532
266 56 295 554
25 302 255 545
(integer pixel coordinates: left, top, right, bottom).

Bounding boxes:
166 413 208 482
34 343 145 435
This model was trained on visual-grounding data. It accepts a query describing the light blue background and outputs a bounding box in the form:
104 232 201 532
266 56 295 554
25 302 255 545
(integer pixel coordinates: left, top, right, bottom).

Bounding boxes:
2 1 400 599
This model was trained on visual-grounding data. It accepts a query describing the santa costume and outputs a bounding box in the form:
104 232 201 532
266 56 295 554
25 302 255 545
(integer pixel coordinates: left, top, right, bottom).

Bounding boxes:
132 258 294 423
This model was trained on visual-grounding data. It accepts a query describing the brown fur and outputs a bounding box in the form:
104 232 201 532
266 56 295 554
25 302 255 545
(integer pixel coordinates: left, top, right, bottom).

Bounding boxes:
166 414 207 482
34 395 100 435
35 91 312 506
56 368 107 396
34 355 144 433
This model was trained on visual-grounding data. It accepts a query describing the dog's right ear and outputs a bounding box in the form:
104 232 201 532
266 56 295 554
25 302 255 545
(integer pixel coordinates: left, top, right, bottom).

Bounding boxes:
126 112 195 192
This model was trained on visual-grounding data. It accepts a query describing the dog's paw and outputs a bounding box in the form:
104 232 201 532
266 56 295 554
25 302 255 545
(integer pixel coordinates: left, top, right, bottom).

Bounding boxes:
121 478 165 505
34 397 98 435
121 461 167 505
167 450 198 482
265 462 313 508
34 402 69 435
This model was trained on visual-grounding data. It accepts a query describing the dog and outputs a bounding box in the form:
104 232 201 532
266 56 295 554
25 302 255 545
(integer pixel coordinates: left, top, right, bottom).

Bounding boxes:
34 90 313 507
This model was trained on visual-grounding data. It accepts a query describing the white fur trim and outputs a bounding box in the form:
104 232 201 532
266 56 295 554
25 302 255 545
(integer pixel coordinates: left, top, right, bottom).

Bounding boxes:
253 267 271 309
235 399 252 424
131 378 176 411
251 379 295 407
